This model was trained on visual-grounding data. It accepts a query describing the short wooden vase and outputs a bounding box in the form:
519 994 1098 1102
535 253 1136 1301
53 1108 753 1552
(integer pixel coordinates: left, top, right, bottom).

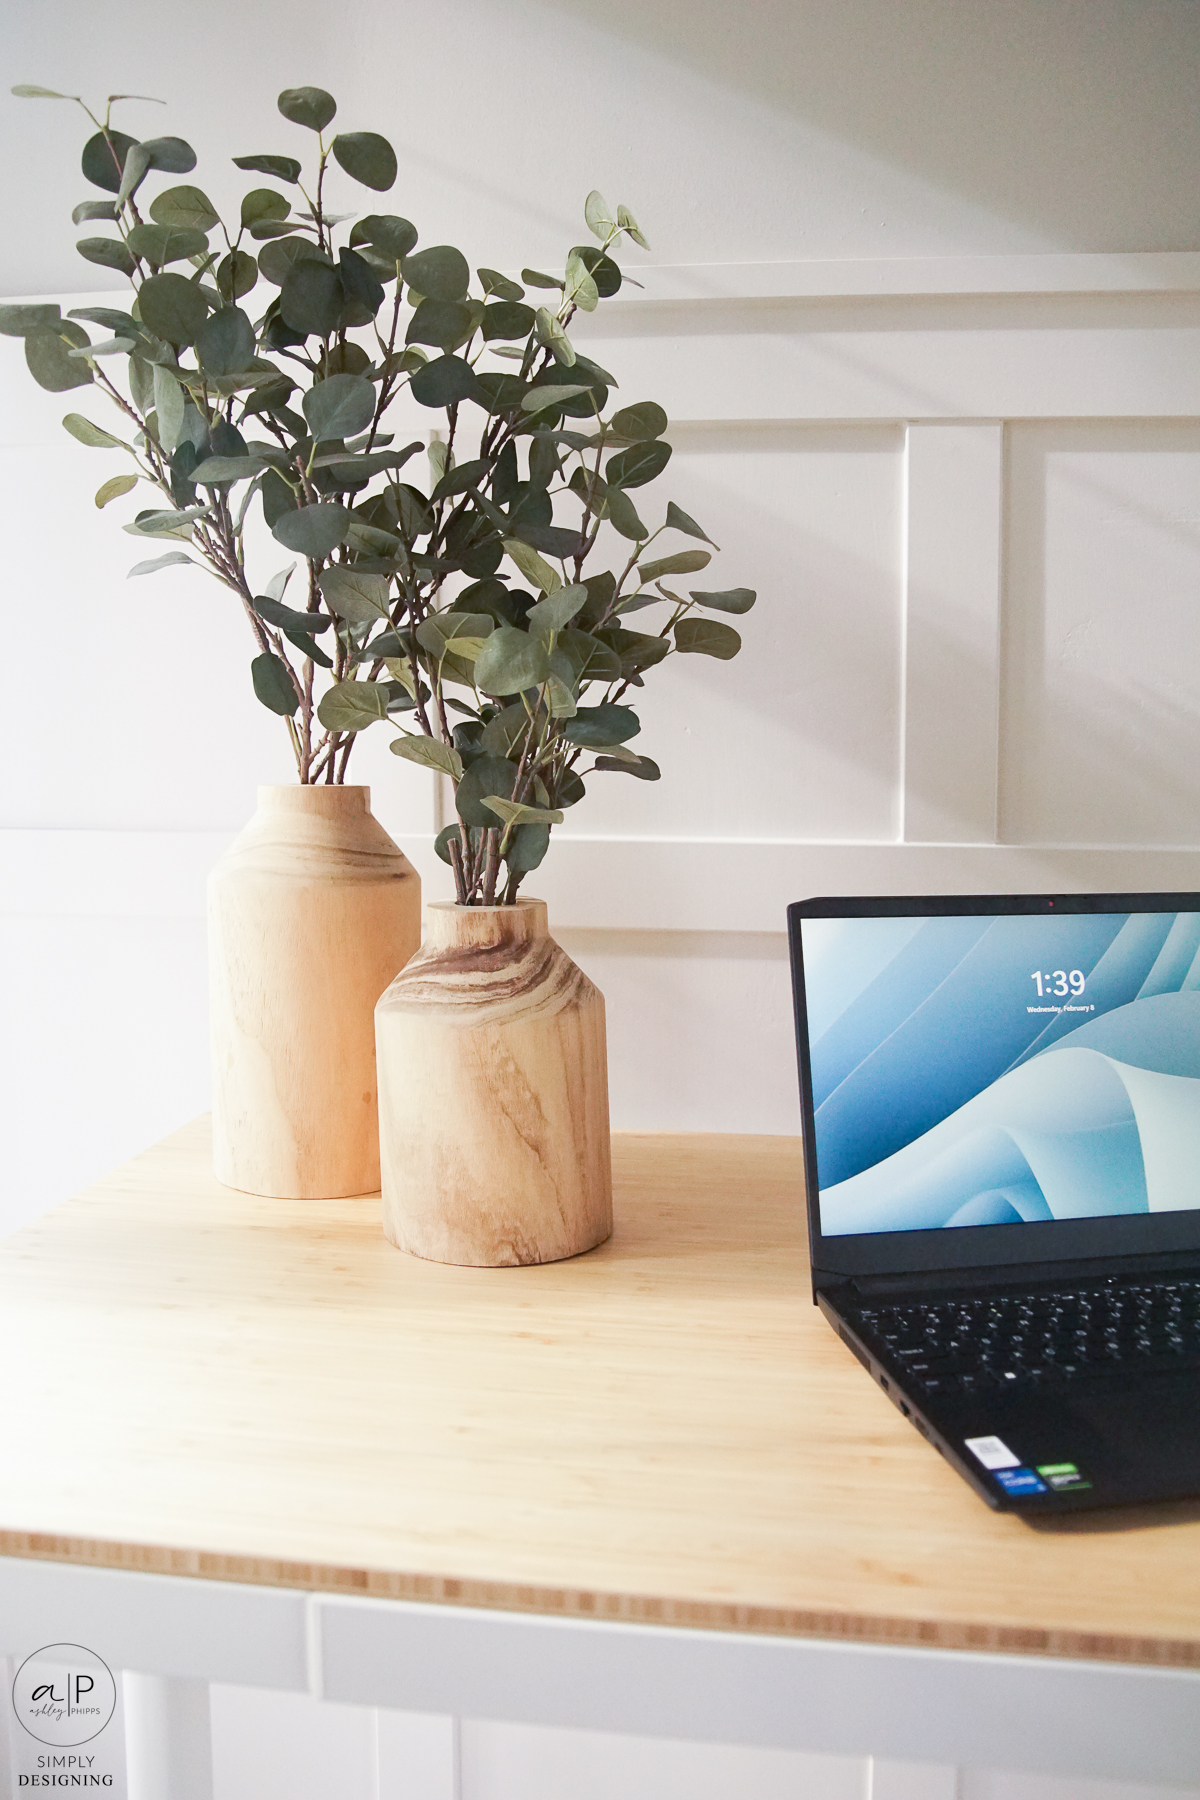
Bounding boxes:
375 898 613 1266
209 785 421 1199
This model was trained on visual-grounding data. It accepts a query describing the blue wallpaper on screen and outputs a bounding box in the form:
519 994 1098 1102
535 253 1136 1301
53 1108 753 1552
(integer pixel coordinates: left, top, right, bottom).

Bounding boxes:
801 911 1200 1235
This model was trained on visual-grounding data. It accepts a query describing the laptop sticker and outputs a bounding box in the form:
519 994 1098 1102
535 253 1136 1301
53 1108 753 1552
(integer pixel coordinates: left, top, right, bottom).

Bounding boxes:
964 1434 1020 1470
1037 1462 1093 1492
993 1467 1048 1496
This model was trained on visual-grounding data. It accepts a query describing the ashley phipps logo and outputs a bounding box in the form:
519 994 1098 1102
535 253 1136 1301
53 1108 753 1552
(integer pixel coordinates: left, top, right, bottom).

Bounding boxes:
11 1645 116 1748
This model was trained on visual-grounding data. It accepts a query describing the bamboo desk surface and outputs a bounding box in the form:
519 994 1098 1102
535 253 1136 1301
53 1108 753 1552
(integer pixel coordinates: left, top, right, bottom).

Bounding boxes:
1 1119 1197 1671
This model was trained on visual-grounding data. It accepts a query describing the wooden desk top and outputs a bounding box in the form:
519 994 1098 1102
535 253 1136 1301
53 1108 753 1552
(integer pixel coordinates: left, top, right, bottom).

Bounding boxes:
1 1120 1197 1669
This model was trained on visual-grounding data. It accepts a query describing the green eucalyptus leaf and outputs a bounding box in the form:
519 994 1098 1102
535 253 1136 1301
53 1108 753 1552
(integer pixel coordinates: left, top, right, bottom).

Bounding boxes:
473 625 552 696
258 235 329 287
337 246 385 314
479 702 533 758
674 616 742 658
482 795 563 828
331 131 397 191
584 190 617 241
318 564 390 623
128 550 194 577
594 752 661 780
277 86 336 131
194 306 255 377
400 245 470 303
557 626 621 685
191 454 267 485
389 735 464 780
153 364 185 452
409 354 482 408
62 412 122 449
150 185 220 233
303 372 375 440
505 822 550 874
527 584 589 637
571 245 621 298
0 303 61 336
251 651 299 716
638 549 711 581
454 753 519 826
664 500 717 547
272 502 351 558
240 187 290 228
612 401 668 442
520 383 589 414
66 335 134 359
603 486 647 542
689 587 757 614
606 439 671 489
350 214 418 259
564 249 599 313
81 128 136 193
213 250 256 302
279 259 343 336
71 200 118 225
76 236 136 275
560 703 640 747
617 203 650 249
478 268 524 301
317 679 390 733
415 611 494 662
138 273 208 348
480 300 535 342
254 595 333 634
25 324 92 392
595 625 670 675
406 297 475 350
232 153 302 183
522 268 562 290
12 84 77 98
95 471 138 508
502 537 560 595
429 456 490 501
534 306 575 366
126 222 208 267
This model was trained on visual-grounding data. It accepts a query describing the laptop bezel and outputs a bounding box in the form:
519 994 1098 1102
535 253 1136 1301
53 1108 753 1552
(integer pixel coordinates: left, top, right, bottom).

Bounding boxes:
788 891 1200 1280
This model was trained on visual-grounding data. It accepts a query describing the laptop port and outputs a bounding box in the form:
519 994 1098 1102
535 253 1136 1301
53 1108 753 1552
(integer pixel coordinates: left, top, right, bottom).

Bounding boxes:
879 1375 890 1392
899 1400 911 1417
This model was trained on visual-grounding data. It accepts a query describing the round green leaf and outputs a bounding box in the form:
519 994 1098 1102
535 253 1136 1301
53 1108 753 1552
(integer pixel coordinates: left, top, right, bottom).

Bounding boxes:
638 549 711 582
674 617 742 659
612 401 668 442
505 822 550 874
406 298 475 350
337 247 385 314
136 137 197 175
584 190 616 241
350 214 418 260
63 412 122 449
150 185 220 233
0 303 61 336
252 651 299 716
572 244 621 298
473 625 551 696
76 237 136 276
303 373 375 441
688 587 757 615
560 703 640 747
409 355 482 408
478 268 524 302
604 487 647 542
594 753 661 780
81 128 136 193
25 323 92 392
233 153 302 183
217 249 258 302
331 131 397 192
240 187 290 228
126 222 209 267
277 86 336 131
137 273 209 348
606 439 672 489
71 200 118 225
400 246 470 303
318 565 390 623
317 680 390 733
280 259 343 336
481 301 535 342
259 236 328 287
454 754 519 827
272 503 351 558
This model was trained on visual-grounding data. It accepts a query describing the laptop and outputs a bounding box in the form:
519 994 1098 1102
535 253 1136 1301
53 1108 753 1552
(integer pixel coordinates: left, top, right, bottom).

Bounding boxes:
787 892 1200 1512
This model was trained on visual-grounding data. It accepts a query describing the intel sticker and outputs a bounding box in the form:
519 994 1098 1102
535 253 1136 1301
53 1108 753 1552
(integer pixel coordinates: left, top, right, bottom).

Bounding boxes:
964 1435 1020 1470
994 1466 1048 1496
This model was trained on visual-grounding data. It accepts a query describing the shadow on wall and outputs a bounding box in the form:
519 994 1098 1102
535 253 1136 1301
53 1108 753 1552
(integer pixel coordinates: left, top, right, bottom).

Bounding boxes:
540 0 1200 254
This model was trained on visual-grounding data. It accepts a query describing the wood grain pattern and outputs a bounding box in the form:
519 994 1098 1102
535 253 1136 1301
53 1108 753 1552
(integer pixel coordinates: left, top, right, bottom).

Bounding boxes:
375 899 612 1266
1 1119 1199 1668
208 785 421 1199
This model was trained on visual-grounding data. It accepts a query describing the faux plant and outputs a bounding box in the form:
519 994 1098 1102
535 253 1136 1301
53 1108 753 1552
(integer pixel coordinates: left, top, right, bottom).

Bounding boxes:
6 82 755 902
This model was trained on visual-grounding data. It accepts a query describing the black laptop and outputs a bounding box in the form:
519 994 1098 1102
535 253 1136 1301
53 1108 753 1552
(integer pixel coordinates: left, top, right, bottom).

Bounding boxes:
788 892 1200 1512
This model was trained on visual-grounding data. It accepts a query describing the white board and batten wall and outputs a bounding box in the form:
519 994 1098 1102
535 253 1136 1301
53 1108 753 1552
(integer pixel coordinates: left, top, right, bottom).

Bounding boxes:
5 253 1200 1234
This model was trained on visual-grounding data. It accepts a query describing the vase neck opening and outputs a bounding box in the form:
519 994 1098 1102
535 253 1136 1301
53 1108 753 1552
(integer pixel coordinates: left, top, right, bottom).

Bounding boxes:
257 784 370 818
424 898 549 950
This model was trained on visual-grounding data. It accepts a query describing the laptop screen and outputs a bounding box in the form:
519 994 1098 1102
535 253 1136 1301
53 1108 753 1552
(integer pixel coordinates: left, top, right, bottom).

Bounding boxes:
797 906 1200 1240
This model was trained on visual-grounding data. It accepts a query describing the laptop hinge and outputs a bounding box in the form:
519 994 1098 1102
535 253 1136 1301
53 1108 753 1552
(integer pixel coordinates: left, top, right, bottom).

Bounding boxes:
819 1245 1200 1301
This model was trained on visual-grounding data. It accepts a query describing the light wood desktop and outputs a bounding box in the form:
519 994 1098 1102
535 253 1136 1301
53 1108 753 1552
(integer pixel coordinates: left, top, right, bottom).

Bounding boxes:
1 1118 1197 1672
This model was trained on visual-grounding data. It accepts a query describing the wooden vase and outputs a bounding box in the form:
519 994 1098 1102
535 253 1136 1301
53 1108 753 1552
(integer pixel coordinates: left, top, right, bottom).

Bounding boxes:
375 898 613 1266
209 785 420 1199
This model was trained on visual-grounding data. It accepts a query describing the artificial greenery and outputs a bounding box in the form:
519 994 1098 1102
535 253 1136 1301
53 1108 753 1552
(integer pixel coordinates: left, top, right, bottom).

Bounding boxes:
5 82 755 902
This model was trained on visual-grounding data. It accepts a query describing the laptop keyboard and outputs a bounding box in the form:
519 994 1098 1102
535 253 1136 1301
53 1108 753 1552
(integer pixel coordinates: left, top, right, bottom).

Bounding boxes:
851 1277 1200 1395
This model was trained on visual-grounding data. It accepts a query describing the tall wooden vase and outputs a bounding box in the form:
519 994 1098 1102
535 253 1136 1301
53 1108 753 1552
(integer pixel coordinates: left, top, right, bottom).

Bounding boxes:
209 785 421 1199
375 899 613 1266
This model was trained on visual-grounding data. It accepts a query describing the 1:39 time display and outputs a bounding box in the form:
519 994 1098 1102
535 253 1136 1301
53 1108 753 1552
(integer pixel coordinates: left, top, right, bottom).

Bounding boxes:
1031 969 1085 998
